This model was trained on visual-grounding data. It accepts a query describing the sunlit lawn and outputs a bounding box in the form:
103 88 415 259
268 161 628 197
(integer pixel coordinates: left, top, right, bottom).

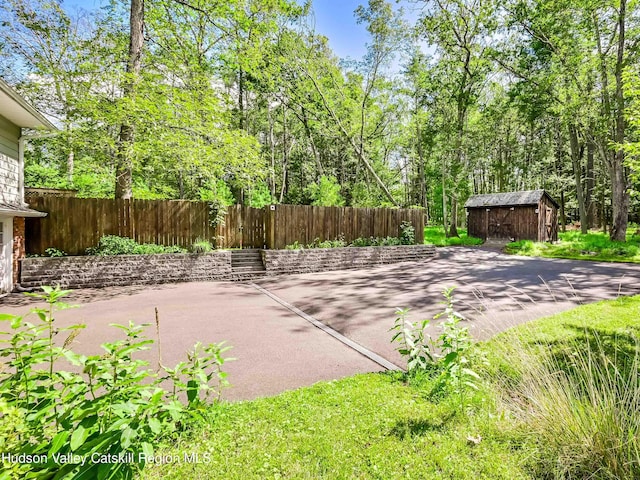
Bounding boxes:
423 226 483 246
506 229 640 263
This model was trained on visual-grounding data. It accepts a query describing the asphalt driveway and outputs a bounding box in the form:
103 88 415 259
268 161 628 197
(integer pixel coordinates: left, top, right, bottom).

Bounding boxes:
256 247 640 367
1 247 639 401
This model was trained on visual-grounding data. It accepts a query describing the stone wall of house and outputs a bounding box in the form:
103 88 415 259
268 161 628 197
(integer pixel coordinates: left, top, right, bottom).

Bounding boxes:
261 245 437 275
20 251 233 289
12 216 25 287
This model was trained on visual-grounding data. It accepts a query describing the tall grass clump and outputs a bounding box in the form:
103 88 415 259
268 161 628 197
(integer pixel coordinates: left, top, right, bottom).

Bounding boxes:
489 329 640 479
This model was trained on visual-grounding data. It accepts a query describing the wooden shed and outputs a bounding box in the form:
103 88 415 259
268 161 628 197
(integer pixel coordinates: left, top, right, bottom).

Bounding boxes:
464 190 559 242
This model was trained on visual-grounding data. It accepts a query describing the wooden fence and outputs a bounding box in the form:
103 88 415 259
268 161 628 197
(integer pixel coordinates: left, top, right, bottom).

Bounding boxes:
25 197 424 254
264 205 424 249
26 197 217 255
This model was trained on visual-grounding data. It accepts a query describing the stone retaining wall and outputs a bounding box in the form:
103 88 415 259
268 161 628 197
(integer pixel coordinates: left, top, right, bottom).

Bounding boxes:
20 251 232 289
261 244 436 275
19 245 437 289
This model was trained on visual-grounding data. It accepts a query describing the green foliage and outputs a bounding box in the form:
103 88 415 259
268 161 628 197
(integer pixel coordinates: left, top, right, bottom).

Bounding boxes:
431 288 485 408
198 180 235 206
190 239 212 254
506 231 640 263
390 308 434 372
44 247 66 257
391 288 482 409
86 235 187 256
284 240 303 250
0 287 232 479
350 236 402 247
423 226 483 246
399 221 416 245
305 176 345 207
247 183 272 208
487 296 640 479
284 235 405 249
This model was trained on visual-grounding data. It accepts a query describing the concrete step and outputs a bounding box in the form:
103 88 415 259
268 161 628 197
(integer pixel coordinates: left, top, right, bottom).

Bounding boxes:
231 249 265 272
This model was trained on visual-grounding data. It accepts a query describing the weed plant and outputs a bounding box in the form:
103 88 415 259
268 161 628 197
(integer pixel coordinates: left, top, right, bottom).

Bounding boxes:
391 288 484 410
0 287 231 479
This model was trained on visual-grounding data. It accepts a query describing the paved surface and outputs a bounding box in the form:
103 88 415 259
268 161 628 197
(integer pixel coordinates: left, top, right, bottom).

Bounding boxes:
1 247 639 401
255 247 640 366
0 282 382 401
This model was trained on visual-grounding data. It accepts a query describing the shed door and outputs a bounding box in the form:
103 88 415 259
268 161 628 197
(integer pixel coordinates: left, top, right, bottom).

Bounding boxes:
545 207 557 242
0 217 12 293
488 208 514 240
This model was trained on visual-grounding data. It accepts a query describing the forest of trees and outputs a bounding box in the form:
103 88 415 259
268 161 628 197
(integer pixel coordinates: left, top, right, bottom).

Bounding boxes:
1 0 639 240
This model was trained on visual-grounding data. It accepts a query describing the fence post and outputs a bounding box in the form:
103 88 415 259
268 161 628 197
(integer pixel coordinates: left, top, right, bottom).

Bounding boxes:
264 205 275 249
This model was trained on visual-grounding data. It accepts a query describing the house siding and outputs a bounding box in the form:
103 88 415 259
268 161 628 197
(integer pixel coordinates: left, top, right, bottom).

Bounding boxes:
0 115 20 206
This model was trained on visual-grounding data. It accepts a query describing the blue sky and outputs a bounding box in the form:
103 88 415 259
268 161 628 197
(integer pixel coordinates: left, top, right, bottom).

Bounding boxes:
63 0 411 61
309 0 370 60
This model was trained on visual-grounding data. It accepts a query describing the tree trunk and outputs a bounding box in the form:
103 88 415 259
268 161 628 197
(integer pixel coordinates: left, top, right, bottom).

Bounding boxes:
585 139 595 227
67 149 74 182
448 196 459 238
568 124 588 234
115 0 144 199
560 190 566 233
610 0 629 241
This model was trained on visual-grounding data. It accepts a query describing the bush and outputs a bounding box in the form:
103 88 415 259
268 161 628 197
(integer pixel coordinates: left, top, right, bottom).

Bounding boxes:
191 239 213 253
86 235 186 255
284 235 407 249
45 247 66 257
0 287 232 479
399 221 415 245
350 236 401 247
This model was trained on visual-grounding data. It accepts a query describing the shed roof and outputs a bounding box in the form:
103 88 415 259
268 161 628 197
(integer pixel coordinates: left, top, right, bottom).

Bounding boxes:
465 190 559 209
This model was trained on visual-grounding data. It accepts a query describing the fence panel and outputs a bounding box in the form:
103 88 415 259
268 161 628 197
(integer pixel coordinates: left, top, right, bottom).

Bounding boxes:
25 197 424 254
25 197 216 255
265 205 424 249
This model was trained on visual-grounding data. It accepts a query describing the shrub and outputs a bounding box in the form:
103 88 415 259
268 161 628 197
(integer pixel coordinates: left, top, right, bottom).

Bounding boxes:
350 236 401 247
284 235 406 249
86 235 138 255
86 235 186 255
0 287 232 479
306 236 347 249
44 247 66 257
191 239 213 253
285 241 303 250
399 221 416 245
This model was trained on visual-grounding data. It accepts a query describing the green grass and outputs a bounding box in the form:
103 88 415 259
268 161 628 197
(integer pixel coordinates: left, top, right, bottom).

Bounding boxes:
505 230 640 263
424 226 484 246
141 296 640 480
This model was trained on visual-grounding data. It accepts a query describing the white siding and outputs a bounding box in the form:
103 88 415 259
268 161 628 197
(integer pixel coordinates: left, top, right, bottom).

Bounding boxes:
0 152 20 204
0 216 12 292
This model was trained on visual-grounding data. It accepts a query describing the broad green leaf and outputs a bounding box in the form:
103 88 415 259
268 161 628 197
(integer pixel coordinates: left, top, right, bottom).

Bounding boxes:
70 426 88 451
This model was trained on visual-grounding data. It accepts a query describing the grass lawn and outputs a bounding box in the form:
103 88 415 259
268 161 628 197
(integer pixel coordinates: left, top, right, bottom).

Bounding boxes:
142 296 640 480
505 229 640 263
424 226 483 246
